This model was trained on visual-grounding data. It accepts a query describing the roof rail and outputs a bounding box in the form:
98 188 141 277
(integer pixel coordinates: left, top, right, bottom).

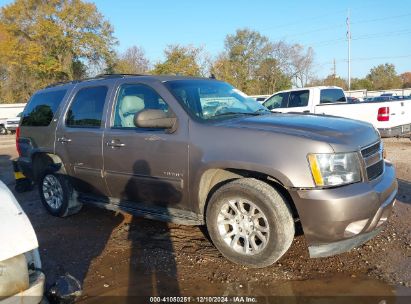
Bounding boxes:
45 80 81 89
44 73 146 89
93 73 146 79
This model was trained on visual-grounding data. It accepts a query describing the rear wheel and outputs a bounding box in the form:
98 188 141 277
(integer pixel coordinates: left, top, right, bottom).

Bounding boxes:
0 126 7 135
39 170 82 217
206 178 294 268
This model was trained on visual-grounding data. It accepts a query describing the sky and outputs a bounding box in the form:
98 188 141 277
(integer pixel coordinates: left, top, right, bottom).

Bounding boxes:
1 0 411 79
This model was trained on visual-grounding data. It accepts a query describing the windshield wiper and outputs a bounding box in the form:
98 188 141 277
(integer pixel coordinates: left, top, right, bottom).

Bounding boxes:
253 108 271 114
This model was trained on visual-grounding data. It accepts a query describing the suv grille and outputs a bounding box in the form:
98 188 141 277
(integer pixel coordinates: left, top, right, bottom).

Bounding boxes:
361 141 380 158
360 141 384 181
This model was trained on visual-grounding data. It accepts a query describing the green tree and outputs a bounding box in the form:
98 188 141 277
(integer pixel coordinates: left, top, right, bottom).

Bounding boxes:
366 63 402 90
114 46 150 74
152 45 205 76
0 0 117 103
318 74 348 89
400 72 411 88
350 78 373 90
211 29 313 94
212 28 273 93
255 58 292 94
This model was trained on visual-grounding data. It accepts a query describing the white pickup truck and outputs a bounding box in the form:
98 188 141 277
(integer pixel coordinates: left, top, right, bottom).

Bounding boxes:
263 86 411 137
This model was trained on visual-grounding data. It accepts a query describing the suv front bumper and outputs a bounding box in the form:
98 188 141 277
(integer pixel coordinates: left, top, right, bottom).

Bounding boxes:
1 271 45 304
290 161 397 258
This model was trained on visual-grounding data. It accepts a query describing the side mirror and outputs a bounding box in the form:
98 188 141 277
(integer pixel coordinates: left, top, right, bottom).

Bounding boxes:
134 109 177 130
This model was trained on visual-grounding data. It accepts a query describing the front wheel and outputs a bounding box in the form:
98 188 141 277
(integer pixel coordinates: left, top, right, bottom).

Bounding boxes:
39 171 82 217
206 178 295 268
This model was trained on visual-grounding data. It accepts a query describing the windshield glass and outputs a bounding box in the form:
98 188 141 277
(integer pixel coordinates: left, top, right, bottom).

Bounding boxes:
164 80 269 120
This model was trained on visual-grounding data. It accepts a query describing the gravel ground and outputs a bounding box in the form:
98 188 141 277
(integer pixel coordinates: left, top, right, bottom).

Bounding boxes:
0 135 410 300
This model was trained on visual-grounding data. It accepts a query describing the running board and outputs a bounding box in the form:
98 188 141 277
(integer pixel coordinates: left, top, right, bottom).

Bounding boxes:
79 196 204 226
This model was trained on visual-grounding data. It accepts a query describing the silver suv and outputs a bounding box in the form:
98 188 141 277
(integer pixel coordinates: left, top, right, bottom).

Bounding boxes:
16 74 397 267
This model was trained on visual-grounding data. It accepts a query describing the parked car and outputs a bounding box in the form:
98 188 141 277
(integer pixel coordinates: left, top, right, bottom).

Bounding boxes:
0 181 45 303
0 120 7 135
263 86 411 137
346 97 360 103
16 75 397 267
5 112 22 134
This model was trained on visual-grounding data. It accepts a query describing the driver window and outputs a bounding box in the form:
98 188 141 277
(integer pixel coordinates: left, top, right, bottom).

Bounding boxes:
113 84 169 128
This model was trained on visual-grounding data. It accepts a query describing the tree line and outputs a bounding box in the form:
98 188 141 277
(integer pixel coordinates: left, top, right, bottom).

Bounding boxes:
0 0 409 104
310 63 411 91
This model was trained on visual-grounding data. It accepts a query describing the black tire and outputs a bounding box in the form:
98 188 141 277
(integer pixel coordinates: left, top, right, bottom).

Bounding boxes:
206 178 294 268
0 126 7 135
38 170 82 217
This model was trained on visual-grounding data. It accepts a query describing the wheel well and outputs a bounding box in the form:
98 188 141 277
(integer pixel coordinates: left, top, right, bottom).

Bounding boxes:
32 153 65 182
199 168 300 220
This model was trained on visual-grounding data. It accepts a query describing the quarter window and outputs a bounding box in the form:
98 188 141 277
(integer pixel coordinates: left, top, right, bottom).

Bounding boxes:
320 89 346 104
66 86 108 128
21 89 67 126
113 84 168 128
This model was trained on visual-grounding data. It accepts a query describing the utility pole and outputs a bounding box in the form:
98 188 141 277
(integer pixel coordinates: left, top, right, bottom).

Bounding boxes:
333 58 336 84
347 9 351 90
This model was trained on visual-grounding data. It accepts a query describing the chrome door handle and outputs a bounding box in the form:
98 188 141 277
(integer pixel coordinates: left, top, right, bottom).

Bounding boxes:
57 137 72 143
106 141 125 148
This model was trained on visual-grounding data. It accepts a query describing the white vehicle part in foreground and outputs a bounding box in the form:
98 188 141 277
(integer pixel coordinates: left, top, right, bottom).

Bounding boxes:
0 181 38 262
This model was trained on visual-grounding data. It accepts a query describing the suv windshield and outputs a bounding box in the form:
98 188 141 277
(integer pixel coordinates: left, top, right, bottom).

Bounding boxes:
164 80 269 120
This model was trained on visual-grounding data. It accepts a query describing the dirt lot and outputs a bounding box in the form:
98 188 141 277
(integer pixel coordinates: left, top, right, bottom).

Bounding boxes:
1 135 411 302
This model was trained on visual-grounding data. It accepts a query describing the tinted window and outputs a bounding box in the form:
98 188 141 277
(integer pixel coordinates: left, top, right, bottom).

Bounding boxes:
66 86 108 128
21 89 67 126
263 93 288 110
113 84 169 128
320 89 346 104
288 90 309 108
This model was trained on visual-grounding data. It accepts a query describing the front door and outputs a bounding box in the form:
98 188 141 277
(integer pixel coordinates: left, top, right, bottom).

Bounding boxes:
55 84 112 197
103 82 189 209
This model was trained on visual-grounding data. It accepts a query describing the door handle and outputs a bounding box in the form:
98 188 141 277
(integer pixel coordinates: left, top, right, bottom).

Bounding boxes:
106 140 125 148
57 137 72 143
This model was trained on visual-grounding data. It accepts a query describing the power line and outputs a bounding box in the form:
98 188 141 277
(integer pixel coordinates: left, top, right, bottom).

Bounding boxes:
318 54 411 66
351 12 411 25
308 29 411 48
263 11 411 41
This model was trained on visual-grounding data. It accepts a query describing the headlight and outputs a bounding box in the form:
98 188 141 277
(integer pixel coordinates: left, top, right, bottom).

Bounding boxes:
308 152 361 187
0 254 29 297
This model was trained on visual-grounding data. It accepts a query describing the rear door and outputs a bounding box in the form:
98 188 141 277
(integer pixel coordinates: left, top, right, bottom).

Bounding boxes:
55 83 113 197
281 90 311 113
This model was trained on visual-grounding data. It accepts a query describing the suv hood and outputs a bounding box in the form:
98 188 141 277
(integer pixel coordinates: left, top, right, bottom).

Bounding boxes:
0 181 38 261
219 113 380 151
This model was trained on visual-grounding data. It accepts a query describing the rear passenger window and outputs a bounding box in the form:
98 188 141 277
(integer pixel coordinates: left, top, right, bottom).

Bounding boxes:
21 89 67 126
66 86 108 128
288 90 309 108
113 84 168 128
320 89 346 104
263 93 288 110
